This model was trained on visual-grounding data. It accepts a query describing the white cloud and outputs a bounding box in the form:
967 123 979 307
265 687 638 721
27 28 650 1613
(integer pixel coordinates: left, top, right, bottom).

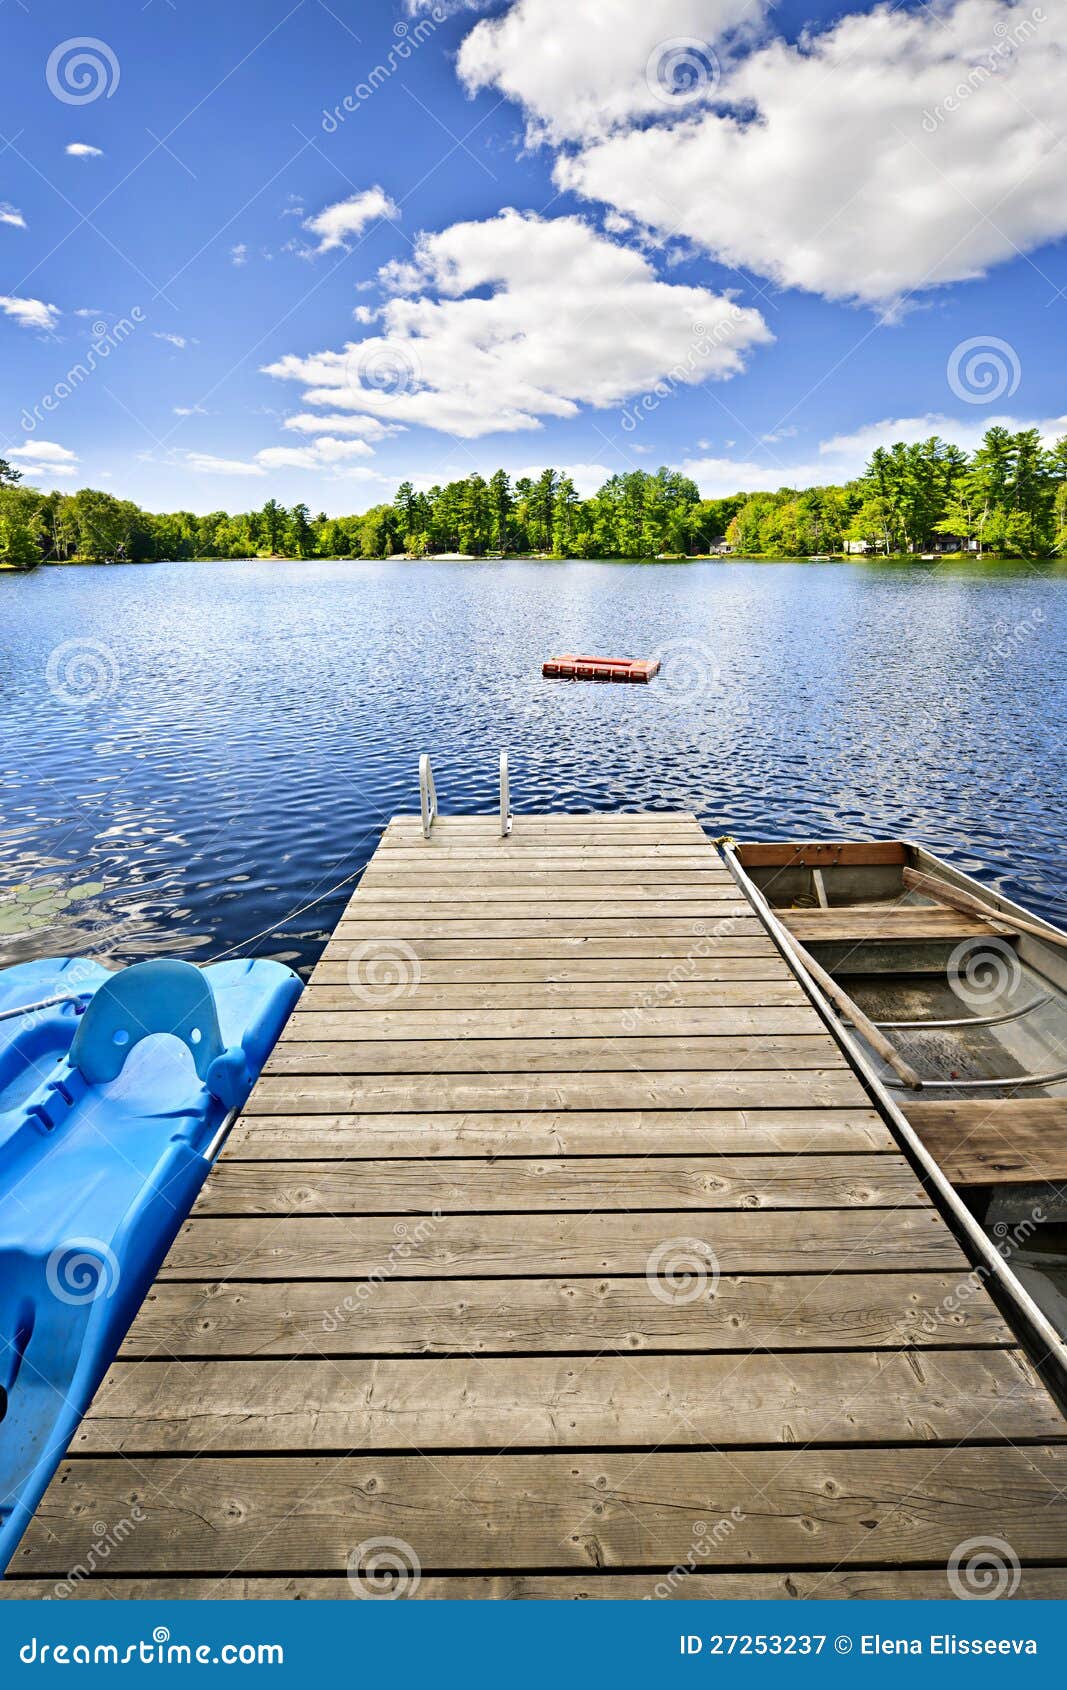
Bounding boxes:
185 437 383 480
284 412 397 440
818 411 1067 462
0 295 60 332
263 209 770 438
7 440 79 478
682 410 1067 495
186 453 267 477
66 143 104 158
0 203 26 229
230 243 249 267
302 188 400 256
256 437 376 469
173 404 209 416
462 1 1067 307
154 331 189 349
459 0 766 142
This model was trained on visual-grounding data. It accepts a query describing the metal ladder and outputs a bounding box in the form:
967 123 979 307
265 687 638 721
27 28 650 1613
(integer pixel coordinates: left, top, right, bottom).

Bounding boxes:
419 751 511 840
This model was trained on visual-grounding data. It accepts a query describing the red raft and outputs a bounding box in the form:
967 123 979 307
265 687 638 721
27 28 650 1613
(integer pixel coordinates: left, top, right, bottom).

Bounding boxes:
542 654 661 683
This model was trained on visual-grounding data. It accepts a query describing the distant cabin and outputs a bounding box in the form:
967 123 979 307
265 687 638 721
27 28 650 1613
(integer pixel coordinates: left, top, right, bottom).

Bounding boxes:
928 536 981 554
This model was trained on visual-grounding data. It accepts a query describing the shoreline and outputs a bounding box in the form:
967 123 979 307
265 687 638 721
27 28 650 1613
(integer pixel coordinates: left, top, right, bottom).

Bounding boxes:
6 551 1064 571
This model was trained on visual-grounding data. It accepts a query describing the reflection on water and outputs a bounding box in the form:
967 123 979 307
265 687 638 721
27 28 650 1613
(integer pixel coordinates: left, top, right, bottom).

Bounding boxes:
1 556 1064 976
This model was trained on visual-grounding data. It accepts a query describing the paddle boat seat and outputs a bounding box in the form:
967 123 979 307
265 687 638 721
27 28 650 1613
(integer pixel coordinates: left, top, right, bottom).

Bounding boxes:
0 958 112 1152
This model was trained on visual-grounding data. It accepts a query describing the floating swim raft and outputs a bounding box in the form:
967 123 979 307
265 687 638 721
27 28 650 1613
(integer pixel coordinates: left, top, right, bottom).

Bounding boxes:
542 654 660 683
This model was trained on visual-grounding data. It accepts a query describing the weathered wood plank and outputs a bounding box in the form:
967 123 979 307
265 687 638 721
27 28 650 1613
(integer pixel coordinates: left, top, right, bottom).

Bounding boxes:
263 1035 843 1076
784 909 996 943
245 1071 870 1113
362 871 735 888
225 1108 895 1159
119 1271 1015 1359
196 1154 927 1216
79 1350 1057 1455
739 842 908 869
373 852 729 867
161 1208 964 1279
334 916 759 938
301 980 809 1009
322 938 778 960
18 1447 1067 1575
7 1569 1066 1599
355 885 746 903
282 1007 824 1042
909 1100 1067 1186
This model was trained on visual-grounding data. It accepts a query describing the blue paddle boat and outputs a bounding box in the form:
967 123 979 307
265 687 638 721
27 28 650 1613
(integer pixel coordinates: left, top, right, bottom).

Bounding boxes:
0 955 301 1572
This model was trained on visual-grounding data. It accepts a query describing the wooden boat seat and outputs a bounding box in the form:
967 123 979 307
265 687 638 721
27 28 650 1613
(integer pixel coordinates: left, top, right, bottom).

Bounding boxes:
782 907 1005 944
908 1099 1067 1186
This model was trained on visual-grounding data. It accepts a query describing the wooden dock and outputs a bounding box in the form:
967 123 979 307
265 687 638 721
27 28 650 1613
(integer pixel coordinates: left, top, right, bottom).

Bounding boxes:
4 812 1067 1599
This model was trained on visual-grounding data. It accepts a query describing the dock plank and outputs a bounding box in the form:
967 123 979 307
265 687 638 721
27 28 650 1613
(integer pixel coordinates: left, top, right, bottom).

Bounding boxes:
194 1154 928 1215
162 1209 964 1279
245 1071 884 1113
225 1108 895 1158
6 1570 1066 1599
262 1035 844 1075
300 980 810 1008
257 1074 861 1119
16 1448 1067 1577
78 1350 1058 1454
118 1271 1016 1359
281 1007 824 1040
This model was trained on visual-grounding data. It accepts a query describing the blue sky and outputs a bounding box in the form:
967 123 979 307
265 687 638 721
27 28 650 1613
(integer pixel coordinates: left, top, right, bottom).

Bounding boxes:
1 0 1065 514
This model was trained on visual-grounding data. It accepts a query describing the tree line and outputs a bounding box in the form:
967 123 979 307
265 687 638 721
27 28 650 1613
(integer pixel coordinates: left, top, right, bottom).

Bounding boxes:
2 428 1066 568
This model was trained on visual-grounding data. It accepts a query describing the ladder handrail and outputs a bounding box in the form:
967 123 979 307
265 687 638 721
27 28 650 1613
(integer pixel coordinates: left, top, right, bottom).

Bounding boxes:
418 751 510 838
419 753 438 839
500 750 512 838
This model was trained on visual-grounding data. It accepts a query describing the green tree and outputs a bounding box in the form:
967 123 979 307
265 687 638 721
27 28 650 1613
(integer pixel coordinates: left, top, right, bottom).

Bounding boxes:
259 498 286 555
0 513 40 569
289 502 315 558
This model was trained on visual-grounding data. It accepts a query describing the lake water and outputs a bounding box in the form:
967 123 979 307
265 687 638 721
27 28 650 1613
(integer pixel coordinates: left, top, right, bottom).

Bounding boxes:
1 556 1064 976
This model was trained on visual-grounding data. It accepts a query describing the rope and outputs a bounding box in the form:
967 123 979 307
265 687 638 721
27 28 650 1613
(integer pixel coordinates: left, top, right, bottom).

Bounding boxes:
205 863 368 965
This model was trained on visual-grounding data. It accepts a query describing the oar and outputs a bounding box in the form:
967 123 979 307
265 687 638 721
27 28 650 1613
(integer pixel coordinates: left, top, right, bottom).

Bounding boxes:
902 867 1067 951
786 933 924 1091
